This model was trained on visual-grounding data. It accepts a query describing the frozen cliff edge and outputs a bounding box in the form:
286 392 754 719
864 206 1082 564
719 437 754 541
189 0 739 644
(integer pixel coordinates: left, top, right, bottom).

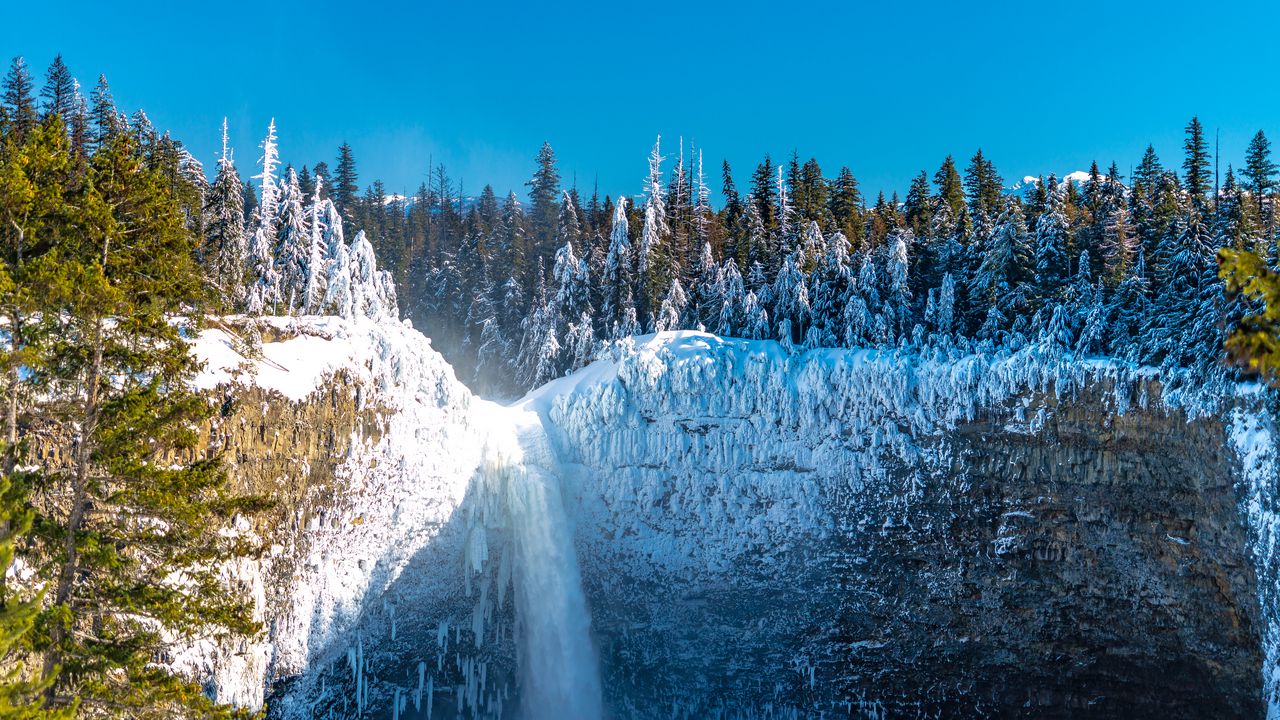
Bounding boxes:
181 315 601 719
182 320 1278 719
529 331 1275 718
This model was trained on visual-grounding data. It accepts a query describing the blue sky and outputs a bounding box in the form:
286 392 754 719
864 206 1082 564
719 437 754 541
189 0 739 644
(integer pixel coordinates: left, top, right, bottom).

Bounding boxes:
5 1 1278 203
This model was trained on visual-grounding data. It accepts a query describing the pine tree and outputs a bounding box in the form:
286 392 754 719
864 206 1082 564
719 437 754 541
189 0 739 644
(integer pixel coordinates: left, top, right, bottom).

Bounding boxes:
1221 247 1280 376
1033 176 1070 303
348 230 398 320
33 132 262 718
1099 166 1136 288
556 189 583 255
1 58 36 140
972 198 1032 314
771 251 809 349
655 277 688 333
963 149 1003 220
934 155 966 224
1243 130 1276 234
0 116 77 718
87 75 119 150
297 164 315 200
601 197 634 337
714 259 746 337
884 229 913 342
39 55 77 124
1182 116 1212 212
903 171 933 236
808 231 853 347
527 141 562 267
637 137 669 328
690 240 720 330
750 155 777 238
1108 249 1150 359
333 141 359 220
303 177 333 313
253 119 281 225
240 170 257 223
717 161 740 262
496 191 530 289
201 119 247 309
829 166 864 251
742 196 769 281
274 167 311 313
925 272 957 338
0 472 74 718
739 289 769 340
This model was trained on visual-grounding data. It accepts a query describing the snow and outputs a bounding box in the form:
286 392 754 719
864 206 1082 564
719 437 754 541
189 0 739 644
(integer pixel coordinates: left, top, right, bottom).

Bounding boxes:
1231 406 1280 718
193 316 423 403
184 316 1280 718
188 314 599 719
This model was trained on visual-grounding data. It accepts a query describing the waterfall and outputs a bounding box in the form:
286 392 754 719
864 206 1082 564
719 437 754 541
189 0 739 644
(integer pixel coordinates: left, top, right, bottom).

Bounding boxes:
470 408 603 719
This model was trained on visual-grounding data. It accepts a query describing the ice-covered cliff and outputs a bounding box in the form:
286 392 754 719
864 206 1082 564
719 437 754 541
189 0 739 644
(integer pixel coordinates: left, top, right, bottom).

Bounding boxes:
185 318 1280 719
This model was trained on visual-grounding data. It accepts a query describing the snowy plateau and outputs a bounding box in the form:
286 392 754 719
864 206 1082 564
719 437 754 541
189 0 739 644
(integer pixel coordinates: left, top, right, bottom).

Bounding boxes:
181 314 1280 719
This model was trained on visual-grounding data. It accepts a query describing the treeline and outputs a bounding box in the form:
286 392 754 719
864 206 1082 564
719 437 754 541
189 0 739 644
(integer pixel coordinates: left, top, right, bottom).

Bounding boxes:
0 56 262 718
320 122 1273 395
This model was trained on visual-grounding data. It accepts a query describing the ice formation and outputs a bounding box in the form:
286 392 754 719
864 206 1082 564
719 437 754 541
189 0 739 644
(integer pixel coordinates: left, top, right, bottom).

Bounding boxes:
182 317 1278 718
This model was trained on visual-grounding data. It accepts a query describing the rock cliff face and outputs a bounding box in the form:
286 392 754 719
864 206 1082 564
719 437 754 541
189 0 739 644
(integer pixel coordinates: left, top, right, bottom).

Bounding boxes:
542 337 1267 718
186 323 1273 718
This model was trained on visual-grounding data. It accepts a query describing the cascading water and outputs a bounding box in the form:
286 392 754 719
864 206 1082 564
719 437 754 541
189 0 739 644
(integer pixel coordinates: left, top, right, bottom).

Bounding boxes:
468 408 603 719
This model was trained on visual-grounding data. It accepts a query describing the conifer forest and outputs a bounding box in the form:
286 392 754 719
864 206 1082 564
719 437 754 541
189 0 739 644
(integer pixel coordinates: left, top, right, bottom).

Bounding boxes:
5 15 1280 718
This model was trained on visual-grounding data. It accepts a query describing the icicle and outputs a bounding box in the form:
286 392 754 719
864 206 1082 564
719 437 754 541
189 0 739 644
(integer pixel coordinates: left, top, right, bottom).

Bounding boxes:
415 662 425 711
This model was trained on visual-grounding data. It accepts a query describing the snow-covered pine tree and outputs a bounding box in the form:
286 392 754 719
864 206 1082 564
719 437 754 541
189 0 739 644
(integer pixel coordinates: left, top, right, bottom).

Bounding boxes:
1033 176 1070 304
274 166 311 313
739 289 769 340
884 228 913 342
1107 248 1150 359
845 253 883 347
807 230 853 348
556 189 583 254
771 250 810 350
971 198 1032 331
638 136 669 328
253 118 280 226
1074 276 1107 358
1098 168 1136 289
324 235 355 318
924 271 957 337
774 164 795 261
349 230 398 320
690 240 720 331
742 196 769 286
245 225 282 314
201 118 246 309
563 311 597 372
655 277 689 332
693 149 713 251
303 175 331 313
715 259 747 337
601 197 634 338
798 220 825 274
547 239 593 368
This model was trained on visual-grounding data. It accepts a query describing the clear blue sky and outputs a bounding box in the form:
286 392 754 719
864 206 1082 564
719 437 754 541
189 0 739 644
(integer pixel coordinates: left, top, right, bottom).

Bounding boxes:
5 1 1278 203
